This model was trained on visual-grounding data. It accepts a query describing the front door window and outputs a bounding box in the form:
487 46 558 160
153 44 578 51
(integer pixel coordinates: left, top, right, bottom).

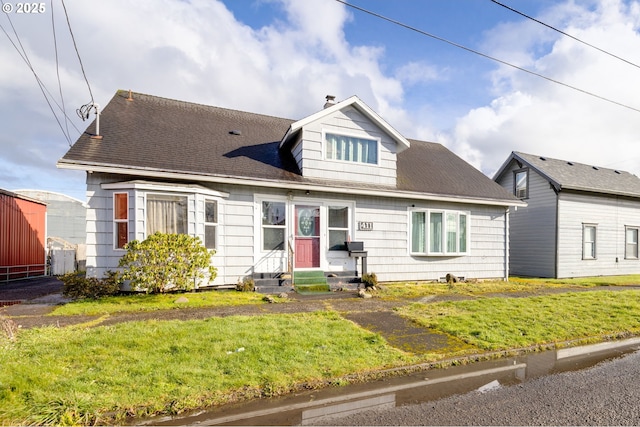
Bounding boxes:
295 205 320 268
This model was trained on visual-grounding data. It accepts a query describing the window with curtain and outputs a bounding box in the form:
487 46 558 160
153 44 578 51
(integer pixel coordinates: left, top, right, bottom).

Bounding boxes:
146 194 188 236
626 227 639 259
429 212 443 253
410 209 469 256
328 206 350 250
262 201 286 251
411 211 426 253
114 193 128 249
325 133 378 165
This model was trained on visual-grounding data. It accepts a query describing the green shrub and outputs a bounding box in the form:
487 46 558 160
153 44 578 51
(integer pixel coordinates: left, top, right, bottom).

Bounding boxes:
118 232 216 294
361 272 378 289
236 276 255 292
60 271 121 300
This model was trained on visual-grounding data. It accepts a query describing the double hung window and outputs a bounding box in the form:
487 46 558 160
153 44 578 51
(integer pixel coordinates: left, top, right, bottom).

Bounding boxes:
582 224 597 260
626 226 638 259
411 209 469 255
328 206 349 250
204 200 218 250
262 201 286 251
514 169 528 199
113 193 129 249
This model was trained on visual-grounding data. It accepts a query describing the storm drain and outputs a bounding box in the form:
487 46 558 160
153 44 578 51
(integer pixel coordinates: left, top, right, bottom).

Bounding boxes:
0 300 23 307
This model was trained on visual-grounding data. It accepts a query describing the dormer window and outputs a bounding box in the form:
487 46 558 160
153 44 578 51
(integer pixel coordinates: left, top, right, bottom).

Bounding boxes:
514 169 528 199
325 133 378 165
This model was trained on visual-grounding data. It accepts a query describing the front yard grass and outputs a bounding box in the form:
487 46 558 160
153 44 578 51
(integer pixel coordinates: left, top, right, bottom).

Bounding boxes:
3 275 640 425
51 275 640 316
0 311 415 425
398 289 640 351
51 289 266 316
378 274 640 300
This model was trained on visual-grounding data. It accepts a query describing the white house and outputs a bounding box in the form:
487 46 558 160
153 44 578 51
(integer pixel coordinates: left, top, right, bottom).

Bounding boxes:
494 151 640 278
58 91 523 291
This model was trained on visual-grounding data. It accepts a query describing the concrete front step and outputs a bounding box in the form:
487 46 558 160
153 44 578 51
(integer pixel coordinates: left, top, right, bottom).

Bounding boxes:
252 271 361 294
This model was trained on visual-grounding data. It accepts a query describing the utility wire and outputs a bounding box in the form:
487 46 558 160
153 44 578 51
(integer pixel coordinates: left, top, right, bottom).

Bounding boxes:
51 0 72 144
0 18 82 136
335 0 640 114
61 0 94 103
490 0 640 71
0 1 73 145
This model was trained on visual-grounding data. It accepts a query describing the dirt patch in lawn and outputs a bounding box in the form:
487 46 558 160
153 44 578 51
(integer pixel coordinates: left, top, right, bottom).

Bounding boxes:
344 310 475 355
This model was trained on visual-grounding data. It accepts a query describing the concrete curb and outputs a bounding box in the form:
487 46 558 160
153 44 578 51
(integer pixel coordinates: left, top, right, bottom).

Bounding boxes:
556 337 640 359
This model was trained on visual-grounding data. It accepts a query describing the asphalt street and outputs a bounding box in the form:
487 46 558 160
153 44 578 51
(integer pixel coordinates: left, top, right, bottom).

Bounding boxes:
319 350 640 426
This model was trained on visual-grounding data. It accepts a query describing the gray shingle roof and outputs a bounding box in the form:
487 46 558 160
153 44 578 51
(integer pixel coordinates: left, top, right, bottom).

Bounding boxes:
511 152 640 198
59 91 519 205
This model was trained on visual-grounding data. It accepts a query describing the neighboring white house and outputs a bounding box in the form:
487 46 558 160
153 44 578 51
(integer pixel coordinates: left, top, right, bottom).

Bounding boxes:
58 90 523 291
494 151 640 278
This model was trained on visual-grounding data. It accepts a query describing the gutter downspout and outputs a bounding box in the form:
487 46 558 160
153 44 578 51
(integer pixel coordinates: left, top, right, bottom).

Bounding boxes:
554 191 559 279
504 207 510 281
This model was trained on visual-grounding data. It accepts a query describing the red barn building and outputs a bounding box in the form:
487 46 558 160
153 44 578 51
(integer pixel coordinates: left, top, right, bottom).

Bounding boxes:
0 189 47 281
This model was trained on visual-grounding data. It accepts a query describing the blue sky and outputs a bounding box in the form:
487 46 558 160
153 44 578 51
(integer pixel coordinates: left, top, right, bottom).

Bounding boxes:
1 0 640 201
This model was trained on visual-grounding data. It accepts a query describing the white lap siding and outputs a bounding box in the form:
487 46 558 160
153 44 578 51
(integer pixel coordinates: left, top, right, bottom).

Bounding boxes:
86 173 230 285
85 172 509 285
85 172 129 279
557 192 640 278
220 188 259 283
293 107 398 187
353 197 508 282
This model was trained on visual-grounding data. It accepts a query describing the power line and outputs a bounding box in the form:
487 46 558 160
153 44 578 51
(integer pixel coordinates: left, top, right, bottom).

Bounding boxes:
0 18 82 136
0 1 73 145
51 0 72 144
61 0 94 103
0 0 88 145
490 0 640 71
334 0 640 114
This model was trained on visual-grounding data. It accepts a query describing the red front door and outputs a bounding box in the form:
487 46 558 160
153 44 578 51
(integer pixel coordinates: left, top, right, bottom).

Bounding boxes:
295 205 320 268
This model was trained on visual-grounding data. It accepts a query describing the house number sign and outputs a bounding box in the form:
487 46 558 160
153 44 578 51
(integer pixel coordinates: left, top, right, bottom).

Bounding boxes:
358 221 373 231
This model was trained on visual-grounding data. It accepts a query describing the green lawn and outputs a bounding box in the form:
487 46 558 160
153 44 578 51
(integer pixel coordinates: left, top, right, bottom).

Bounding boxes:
51 289 267 316
2 276 640 425
398 289 640 350
0 312 414 425
50 275 640 316
378 275 640 300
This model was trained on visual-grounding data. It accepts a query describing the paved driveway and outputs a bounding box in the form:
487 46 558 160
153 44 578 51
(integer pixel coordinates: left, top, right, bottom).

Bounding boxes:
0 276 63 305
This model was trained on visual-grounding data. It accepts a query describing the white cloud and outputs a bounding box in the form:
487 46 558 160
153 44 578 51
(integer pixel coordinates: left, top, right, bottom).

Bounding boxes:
0 0 415 199
3 0 640 201
451 0 640 177
394 61 443 86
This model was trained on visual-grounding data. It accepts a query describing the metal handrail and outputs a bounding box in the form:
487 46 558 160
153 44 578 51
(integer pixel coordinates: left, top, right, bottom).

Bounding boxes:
287 237 295 284
0 264 48 282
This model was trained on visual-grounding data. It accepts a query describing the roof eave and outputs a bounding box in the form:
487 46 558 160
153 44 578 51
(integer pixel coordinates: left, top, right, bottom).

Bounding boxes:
495 152 563 190
559 186 640 199
279 96 411 153
57 159 524 207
